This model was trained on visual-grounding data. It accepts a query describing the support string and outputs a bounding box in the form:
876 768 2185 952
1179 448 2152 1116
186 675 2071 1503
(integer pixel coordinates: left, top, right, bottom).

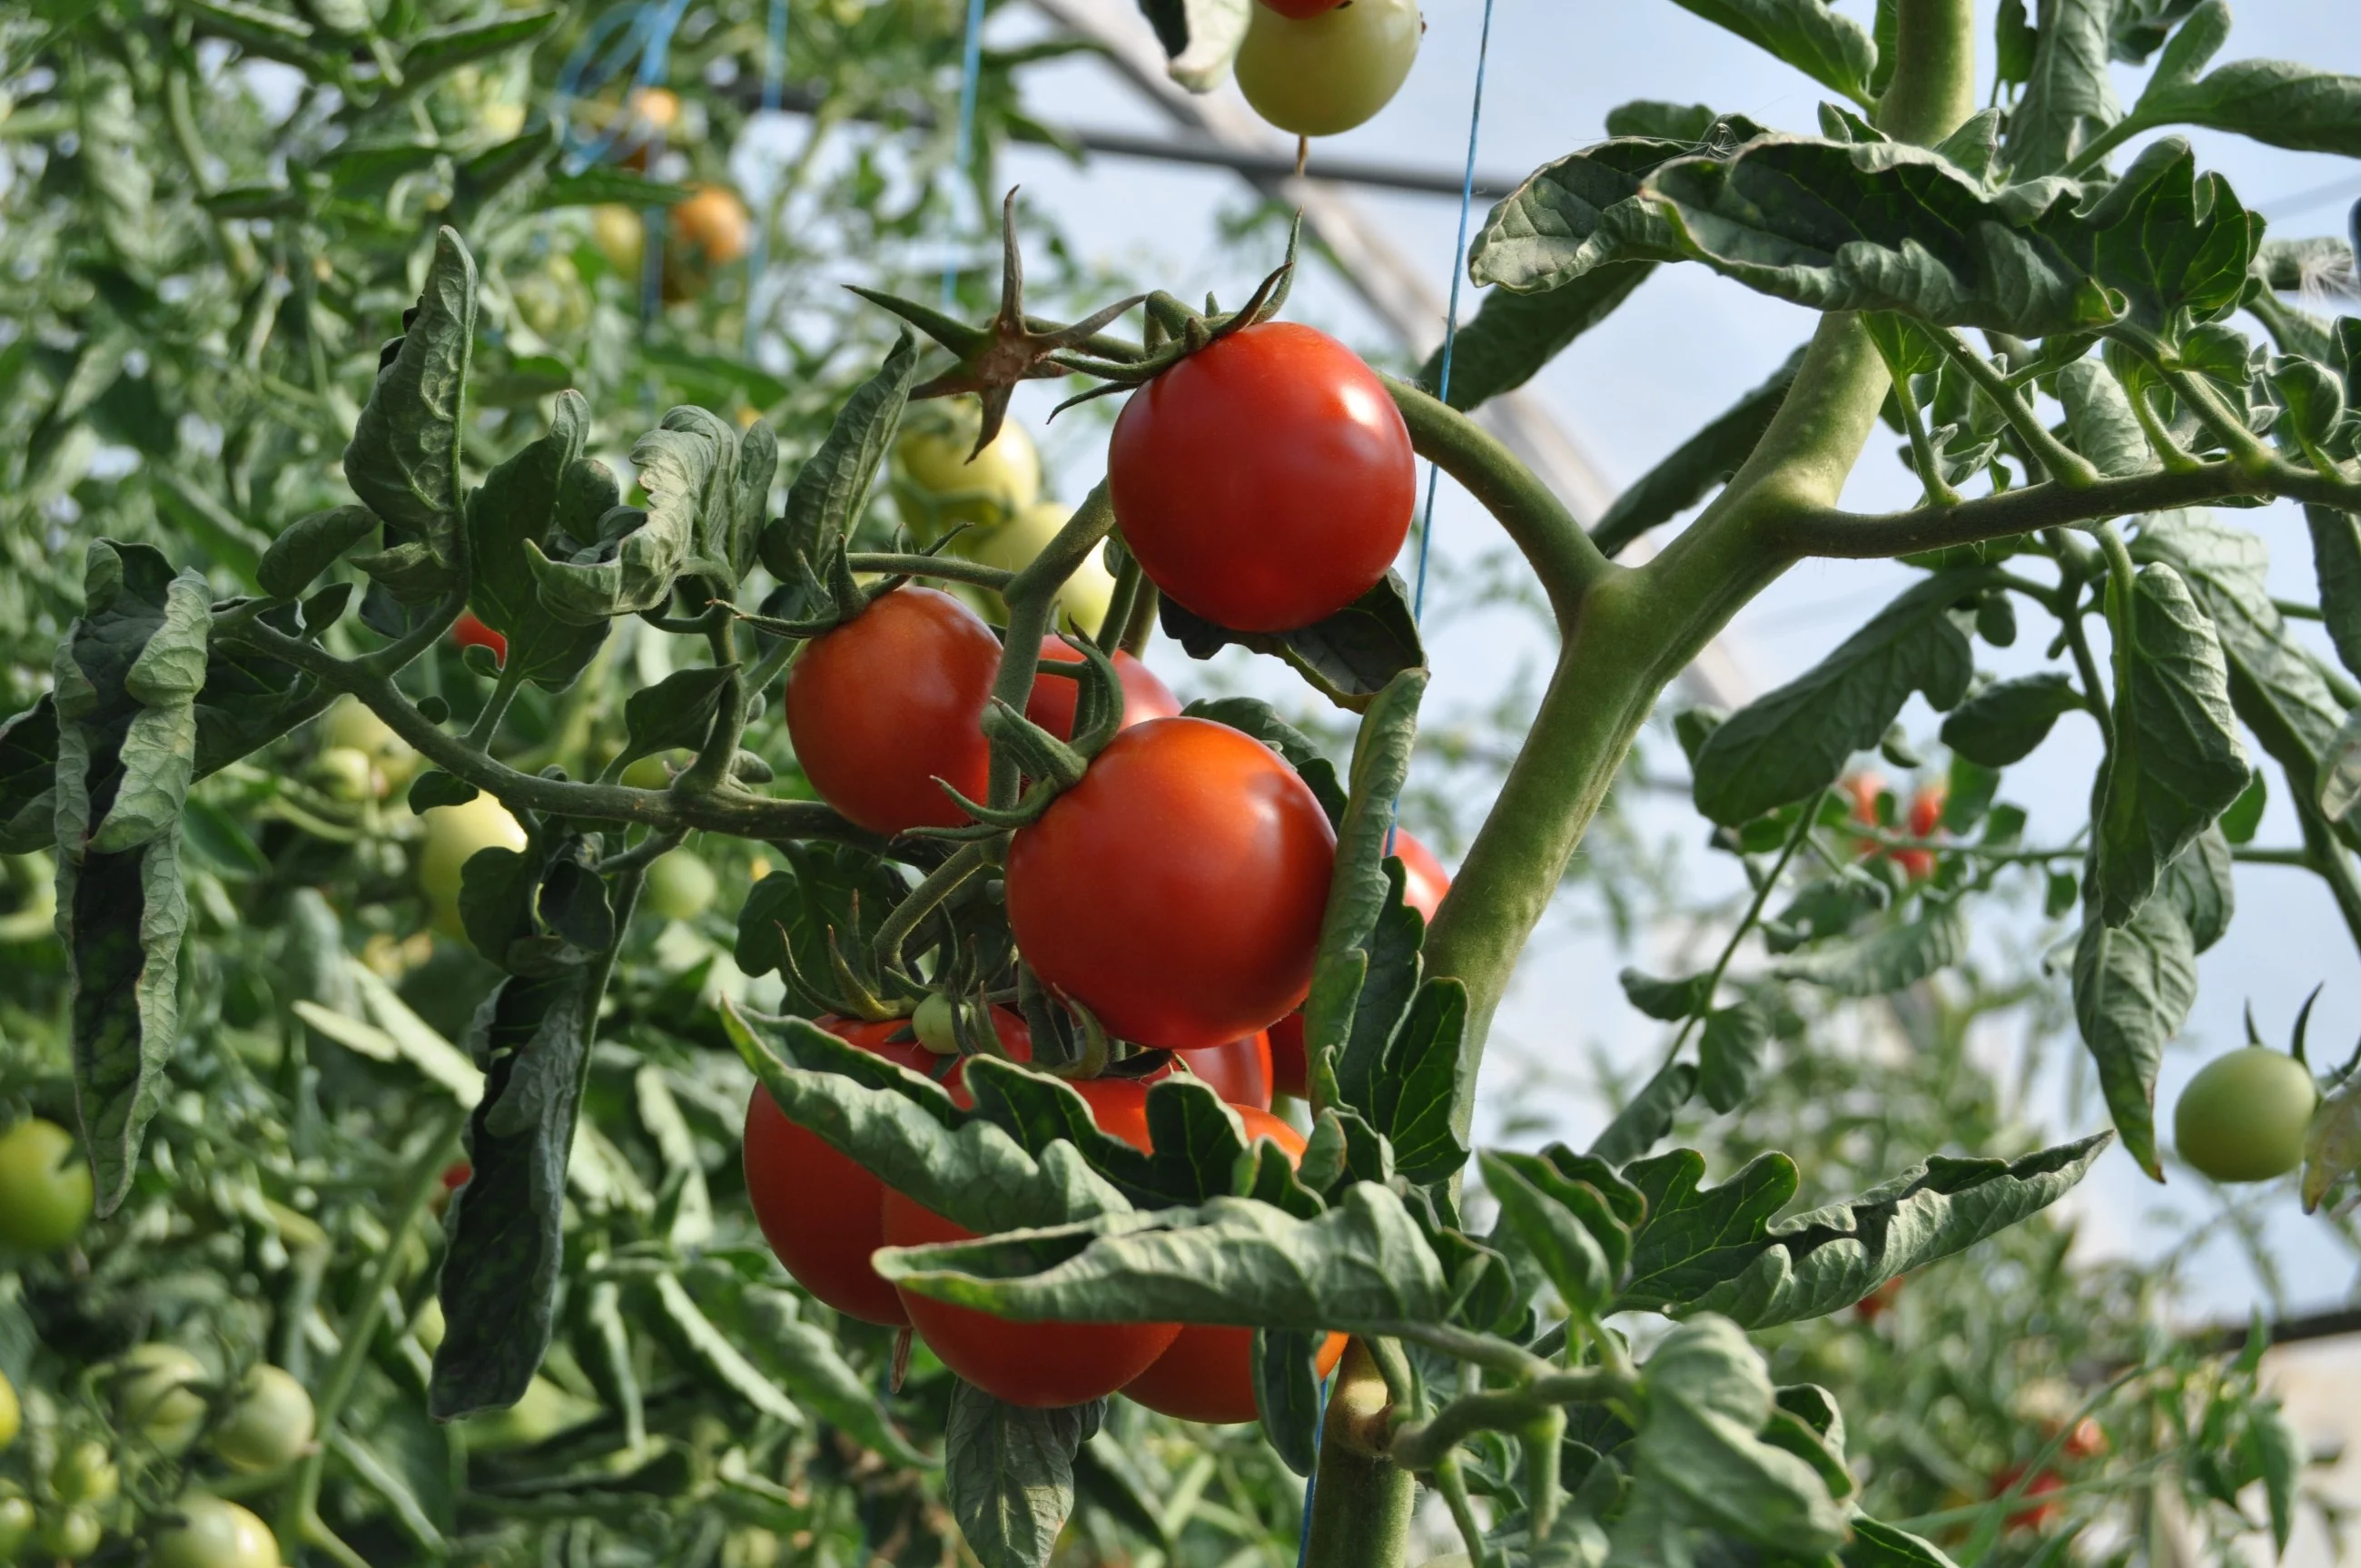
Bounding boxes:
941 0 990 309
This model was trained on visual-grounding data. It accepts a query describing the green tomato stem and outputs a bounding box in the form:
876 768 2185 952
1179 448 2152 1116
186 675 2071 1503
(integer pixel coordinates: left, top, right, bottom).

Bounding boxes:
844 551 1016 590
984 480 1116 811
1304 1341 1417 1568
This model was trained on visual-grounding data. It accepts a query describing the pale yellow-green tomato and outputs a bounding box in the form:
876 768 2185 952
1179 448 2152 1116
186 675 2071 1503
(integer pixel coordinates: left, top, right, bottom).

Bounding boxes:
35 1505 100 1562
0 1496 32 1561
118 1344 209 1455
148 1496 280 1568
320 698 418 788
0 1117 94 1252
1235 0 1422 137
2174 1047 2319 1183
912 993 963 1056
50 1441 117 1505
417 795 529 936
512 251 591 340
724 1527 783 1568
591 203 645 278
410 1297 447 1354
454 1376 599 1453
0 1368 16 1453
946 500 1118 636
618 751 685 790
642 851 716 922
209 1366 315 1474
311 746 377 803
895 412 1040 538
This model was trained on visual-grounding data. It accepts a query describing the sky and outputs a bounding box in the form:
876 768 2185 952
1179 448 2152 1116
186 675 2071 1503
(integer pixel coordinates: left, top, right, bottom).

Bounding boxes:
864 0 2361 1325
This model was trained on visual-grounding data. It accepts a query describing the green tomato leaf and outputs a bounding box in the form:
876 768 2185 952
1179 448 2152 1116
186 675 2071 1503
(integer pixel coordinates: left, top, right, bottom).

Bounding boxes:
1698 1001 1771 1114
1480 1149 1633 1317
1941 671 2083 766
944 1382 1089 1568
1621 1135 2108 1326
2005 0 2122 175
2137 512 2361 853
0 697 59 855
1693 570 1986 825
649 1272 804 1426
2072 890 2198 1180
876 1184 1455 1333
1471 120 1767 294
1251 1328 1326 1477
1605 101 1722 140
2093 562 2251 927
1306 669 1425 1092
257 504 379 599
733 844 906 1012
1662 0 1875 105
1844 1517 1964 1568
2056 358 2158 478
760 333 917 587
53 542 212 1216
1418 261 1654 412
2305 507 2361 681
1774 903 1968 996
1588 1063 1700 1168
2133 45 2361 158
528 406 738 624
534 168 696 211
398 9 560 85
1619 968 1713 1021
467 391 616 691
2160 825 2235 953
346 228 477 577
431 969 594 1419
1592 347 1801 558
1608 1317 1850 1565
621 664 735 763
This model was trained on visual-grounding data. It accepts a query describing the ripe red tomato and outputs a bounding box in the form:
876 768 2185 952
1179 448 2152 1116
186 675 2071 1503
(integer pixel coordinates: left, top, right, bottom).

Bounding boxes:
1007 718 1335 1050
1024 638 1180 742
784 587 1000 834
744 1011 1031 1326
1171 1032 1274 1109
1990 1463 2064 1531
1122 1108 1346 1422
2060 1417 2107 1460
884 1077 1180 1406
1109 322 1414 634
1907 784 1947 838
1268 828 1447 1098
1853 1275 1905 1323
453 611 508 663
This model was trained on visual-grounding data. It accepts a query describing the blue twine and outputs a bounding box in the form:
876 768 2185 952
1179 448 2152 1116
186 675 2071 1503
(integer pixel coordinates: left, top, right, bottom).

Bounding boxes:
941 0 989 309
1383 0 1498 874
1292 1365 1336 1568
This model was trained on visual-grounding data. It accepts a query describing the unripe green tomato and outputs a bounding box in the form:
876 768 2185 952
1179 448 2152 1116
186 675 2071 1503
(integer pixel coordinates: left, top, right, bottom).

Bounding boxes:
0 1496 32 1560
513 251 591 340
0 1368 15 1452
320 698 418 787
418 795 529 936
643 851 717 922
591 203 645 278
912 993 963 1056
896 416 1040 537
209 1366 315 1474
311 746 377 803
0 1117 94 1252
50 1441 117 1505
944 501 1119 636
410 1297 447 1354
1235 0 1421 137
619 752 681 790
149 1496 281 1568
117 1344 210 1455
2175 1047 2318 1182
35 1505 100 1561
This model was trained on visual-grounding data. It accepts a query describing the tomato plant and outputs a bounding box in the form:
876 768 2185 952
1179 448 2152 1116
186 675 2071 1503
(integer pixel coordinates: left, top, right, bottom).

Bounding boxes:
784 587 1000 833
1006 717 1337 1050
1 1 2353 1564
1110 321 1416 632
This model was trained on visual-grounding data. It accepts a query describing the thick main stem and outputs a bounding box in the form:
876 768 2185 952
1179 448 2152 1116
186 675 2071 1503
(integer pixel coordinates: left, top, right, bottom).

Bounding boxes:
1305 1341 1416 1568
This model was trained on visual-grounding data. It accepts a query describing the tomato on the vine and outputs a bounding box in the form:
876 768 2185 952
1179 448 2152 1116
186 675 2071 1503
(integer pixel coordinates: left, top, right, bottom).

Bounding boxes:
1234 0 1421 138
1025 638 1180 742
320 698 417 787
1989 1463 2064 1532
210 1366 316 1474
36 1506 101 1561
51 1440 116 1504
1006 717 1335 1050
1270 828 1447 1098
896 414 1041 537
0 1497 29 1560
883 1077 1180 1407
118 1343 210 1454
665 186 752 298
1123 1108 1345 1422
148 1495 282 1568
744 1012 1032 1325
643 851 717 922
0 1116 94 1253
1852 1275 1905 1324
1257 0 1345 15
2172 1047 2317 1183
1110 322 1414 634
1172 1032 1274 1109
418 794 529 937
452 611 507 664
784 587 1001 834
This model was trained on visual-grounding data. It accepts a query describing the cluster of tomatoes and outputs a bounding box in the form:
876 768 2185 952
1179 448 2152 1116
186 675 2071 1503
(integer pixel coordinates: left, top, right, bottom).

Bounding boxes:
746 323 1439 1415
1843 772 1946 881
0 1121 310 1568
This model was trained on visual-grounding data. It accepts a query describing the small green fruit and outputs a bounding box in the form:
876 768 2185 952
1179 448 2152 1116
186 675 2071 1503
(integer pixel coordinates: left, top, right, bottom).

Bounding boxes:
2175 1047 2319 1183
